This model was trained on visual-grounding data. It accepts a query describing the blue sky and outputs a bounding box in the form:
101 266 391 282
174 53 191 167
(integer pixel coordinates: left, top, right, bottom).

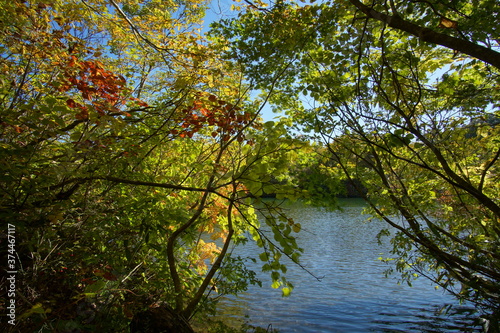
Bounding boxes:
202 0 279 122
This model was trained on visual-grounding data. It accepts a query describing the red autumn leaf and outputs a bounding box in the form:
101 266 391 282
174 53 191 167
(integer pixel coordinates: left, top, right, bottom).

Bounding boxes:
81 277 97 285
102 271 117 281
82 91 91 100
66 99 77 108
75 109 89 120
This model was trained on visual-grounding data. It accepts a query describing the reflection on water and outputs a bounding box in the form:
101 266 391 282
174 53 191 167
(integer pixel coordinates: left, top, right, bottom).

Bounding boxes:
216 199 481 332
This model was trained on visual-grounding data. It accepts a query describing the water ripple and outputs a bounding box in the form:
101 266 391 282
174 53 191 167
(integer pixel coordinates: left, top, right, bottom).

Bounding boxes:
217 200 481 332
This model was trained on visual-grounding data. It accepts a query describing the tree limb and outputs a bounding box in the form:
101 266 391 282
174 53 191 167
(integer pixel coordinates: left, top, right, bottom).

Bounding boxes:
348 0 500 70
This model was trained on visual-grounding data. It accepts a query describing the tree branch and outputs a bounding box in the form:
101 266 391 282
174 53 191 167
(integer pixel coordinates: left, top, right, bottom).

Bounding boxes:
181 189 236 319
348 0 500 69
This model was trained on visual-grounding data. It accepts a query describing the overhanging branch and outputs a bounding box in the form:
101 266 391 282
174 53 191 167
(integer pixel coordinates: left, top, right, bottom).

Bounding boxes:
348 0 500 70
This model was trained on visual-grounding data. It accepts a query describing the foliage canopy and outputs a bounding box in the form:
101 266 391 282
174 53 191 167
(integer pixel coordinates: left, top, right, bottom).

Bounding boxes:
213 0 500 314
2 0 500 330
0 0 314 331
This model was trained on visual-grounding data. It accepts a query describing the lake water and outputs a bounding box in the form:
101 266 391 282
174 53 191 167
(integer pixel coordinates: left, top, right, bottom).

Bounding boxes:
217 199 481 332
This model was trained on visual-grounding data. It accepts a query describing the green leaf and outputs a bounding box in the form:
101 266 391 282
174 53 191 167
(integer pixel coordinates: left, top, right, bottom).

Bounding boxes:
84 280 106 294
282 287 291 297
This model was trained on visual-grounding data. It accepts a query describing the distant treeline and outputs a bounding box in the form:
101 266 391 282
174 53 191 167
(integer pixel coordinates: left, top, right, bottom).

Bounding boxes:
256 143 369 202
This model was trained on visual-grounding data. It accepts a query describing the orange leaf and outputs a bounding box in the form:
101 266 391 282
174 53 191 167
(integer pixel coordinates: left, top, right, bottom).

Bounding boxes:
193 100 203 109
68 55 78 67
438 17 458 29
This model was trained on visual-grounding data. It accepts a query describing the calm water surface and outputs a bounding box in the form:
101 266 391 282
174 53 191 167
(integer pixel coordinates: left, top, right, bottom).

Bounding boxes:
217 199 480 332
